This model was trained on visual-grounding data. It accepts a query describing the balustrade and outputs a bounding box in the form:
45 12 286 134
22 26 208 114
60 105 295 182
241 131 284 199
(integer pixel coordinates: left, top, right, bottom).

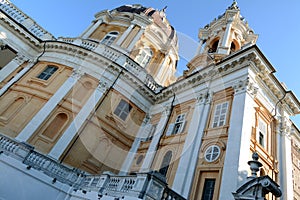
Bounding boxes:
0 0 53 39
0 134 185 199
57 37 162 92
0 0 25 23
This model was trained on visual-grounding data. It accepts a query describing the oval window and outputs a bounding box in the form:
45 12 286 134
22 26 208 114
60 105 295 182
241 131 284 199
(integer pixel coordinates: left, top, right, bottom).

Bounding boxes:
204 145 220 162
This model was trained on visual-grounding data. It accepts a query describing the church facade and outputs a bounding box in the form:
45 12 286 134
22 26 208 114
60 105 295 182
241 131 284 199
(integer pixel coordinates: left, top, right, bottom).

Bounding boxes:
0 1 300 199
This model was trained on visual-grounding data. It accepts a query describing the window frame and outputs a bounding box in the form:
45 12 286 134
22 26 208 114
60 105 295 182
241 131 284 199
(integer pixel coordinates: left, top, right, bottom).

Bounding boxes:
257 117 267 148
101 31 119 46
159 150 172 177
201 178 216 200
204 145 220 162
212 101 229 128
135 48 153 67
166 113 186 136
36 65 58 81
113 99 132 121
145 124 157 141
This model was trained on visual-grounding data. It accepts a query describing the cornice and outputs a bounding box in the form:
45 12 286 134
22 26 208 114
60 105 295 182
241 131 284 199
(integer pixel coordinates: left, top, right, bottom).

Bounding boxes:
17 39 300 116
250 50 300 115
0 12 41 46
43 41 158 103
155 50 256 103
0 0 54 41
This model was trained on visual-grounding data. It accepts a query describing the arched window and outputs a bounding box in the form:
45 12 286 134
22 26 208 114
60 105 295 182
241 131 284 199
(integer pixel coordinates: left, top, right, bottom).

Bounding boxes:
101 31 119 45
208 40 219 53
230 42 236 53
159 151 172 176
0 97 25 121
42 113 68 139
136 48 153 67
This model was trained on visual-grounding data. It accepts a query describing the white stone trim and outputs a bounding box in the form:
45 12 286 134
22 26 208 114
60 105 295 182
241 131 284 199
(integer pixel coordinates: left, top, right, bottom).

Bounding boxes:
116 24 134 46
48 80 109 160
172 91 211 198
16 72 81 142
127 27 144 51
219 88 255 199
140 101 172 172
119 114 151 175
0 60 34 97
0 54 27 83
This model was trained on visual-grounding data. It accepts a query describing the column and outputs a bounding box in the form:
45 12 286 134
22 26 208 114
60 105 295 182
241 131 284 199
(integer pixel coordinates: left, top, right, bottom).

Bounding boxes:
80 19 103 38
0 59 34 97
277 117 293 200
155 53 168 82
48 80 110 160
195 39 204 55
0 54 27 83
119 114 151 175
127 27 145 51
116 24 135 46
140 101 173 172
218 18 233 55
219 78 257 199
172 91 211 198
16 70 83 142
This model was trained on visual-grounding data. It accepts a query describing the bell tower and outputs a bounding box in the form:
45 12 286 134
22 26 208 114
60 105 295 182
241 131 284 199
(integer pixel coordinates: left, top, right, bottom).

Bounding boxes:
187 1 258 74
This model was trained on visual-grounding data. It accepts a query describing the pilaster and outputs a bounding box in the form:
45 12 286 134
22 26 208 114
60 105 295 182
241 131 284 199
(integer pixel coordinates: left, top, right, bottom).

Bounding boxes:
48 79 111 160
80 19 103 39
0 54 27 83
0 58 35 97
119 114 151 175
16 69 83 142
116 24 135 46
276 116 293 200
219 78 257 199
140 100 173 172
128 27 145 51
172 91 211 198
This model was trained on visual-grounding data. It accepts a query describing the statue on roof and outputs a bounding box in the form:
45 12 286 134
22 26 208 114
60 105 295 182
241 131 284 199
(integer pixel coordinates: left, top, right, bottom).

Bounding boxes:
229 0 239 10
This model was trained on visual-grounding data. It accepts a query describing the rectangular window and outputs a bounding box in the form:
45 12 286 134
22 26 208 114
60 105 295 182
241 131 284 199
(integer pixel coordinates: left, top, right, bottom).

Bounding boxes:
201 178 216 200
37 65 58 80
212 102 228 128
145 124 157 141
172 114 186 135
114 99 132 121
257 118 267 147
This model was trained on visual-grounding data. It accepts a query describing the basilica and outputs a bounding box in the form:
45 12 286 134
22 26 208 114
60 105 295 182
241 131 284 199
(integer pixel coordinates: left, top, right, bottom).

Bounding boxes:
0 0 299 199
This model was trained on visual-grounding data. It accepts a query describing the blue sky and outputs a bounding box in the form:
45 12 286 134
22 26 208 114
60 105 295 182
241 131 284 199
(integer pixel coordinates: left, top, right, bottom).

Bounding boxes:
10 0 300 127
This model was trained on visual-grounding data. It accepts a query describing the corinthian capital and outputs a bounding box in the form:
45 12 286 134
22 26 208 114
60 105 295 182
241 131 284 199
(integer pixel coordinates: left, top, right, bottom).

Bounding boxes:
196 91 211 105
71 68 84 79
97 80 110 93
233 77 258 97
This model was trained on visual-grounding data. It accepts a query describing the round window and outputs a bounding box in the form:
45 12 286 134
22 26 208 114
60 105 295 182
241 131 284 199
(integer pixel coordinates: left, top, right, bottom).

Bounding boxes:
204 145 220 162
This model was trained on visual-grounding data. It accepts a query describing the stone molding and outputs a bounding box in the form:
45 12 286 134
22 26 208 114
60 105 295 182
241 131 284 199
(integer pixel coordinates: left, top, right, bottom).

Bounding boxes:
71 68 85 80
233 77 258 97
97 80 110 93
196 90 211 105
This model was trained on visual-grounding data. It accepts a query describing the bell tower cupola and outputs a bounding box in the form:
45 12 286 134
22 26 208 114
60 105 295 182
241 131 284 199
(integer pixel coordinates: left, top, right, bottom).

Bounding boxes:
186 1 258 74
